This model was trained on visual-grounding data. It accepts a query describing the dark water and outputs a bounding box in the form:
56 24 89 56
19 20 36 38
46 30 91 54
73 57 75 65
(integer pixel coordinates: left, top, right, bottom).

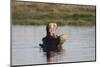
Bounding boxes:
12 25 95 66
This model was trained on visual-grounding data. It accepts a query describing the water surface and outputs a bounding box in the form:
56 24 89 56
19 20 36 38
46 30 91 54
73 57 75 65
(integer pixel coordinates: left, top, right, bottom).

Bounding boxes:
12 25 95 66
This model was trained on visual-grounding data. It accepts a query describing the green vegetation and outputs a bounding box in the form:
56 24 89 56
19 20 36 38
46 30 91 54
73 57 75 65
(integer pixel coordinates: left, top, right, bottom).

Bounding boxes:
12 1 96 26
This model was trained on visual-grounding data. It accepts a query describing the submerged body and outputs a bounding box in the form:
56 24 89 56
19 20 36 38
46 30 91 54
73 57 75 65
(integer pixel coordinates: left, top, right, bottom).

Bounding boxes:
40 34 67 52
40 35 60 52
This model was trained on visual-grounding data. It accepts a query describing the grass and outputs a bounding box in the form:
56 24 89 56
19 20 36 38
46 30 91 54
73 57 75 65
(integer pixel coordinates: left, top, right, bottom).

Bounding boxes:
12 1 96 26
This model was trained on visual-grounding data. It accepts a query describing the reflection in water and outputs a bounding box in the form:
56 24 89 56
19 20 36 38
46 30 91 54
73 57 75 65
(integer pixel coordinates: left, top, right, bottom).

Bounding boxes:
46 51 56 63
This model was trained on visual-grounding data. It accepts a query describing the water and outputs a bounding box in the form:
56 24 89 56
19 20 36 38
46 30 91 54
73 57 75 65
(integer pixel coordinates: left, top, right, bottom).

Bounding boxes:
12 25 95 66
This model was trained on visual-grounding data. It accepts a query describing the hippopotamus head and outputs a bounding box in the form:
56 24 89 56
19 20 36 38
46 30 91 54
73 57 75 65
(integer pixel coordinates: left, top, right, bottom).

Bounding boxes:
46 23 57 38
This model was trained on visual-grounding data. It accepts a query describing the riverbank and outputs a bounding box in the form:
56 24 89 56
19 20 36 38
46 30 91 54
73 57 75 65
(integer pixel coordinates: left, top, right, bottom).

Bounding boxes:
12 1 96 26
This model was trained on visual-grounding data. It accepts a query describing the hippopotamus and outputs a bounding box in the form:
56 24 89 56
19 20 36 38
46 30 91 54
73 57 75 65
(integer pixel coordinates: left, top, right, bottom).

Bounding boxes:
39 23 67 52
39 22 67 63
